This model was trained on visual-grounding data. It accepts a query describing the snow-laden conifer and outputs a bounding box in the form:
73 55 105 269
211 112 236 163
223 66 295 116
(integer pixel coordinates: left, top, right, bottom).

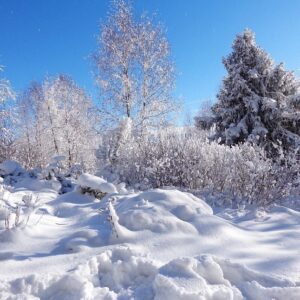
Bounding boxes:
212 29 300 157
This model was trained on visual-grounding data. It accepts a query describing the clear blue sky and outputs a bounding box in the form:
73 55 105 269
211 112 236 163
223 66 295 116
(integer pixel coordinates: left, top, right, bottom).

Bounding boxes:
1 0 300 119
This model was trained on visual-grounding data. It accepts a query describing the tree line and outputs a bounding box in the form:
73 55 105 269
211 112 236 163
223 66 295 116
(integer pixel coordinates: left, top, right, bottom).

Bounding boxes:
0 0 299 181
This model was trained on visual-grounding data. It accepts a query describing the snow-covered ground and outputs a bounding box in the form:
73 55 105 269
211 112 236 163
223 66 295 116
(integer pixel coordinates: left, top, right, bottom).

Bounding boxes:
0 175 300 299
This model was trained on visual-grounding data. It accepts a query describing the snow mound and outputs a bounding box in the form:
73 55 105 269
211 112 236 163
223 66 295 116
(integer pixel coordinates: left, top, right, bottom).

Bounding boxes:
1 246 299 300
78 173 117 194
115 189 212 234
1 185 300 298
154 255 300 300
0 160 23 176
14 177 61 192
77 246 157 295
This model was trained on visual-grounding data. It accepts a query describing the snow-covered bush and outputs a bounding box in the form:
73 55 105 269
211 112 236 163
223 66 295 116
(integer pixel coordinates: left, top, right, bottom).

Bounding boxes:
41 156 77 194
21 193 41 226
0 160 25 186
98 127 297 206
42 155 66 180
0 190 41 230
77 173 117 199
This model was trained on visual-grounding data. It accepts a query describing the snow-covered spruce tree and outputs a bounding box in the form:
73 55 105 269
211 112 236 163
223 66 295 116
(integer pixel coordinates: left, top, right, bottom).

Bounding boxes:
93 0 177 165
212 29 300 157
269 63 300 150
0 67 15 161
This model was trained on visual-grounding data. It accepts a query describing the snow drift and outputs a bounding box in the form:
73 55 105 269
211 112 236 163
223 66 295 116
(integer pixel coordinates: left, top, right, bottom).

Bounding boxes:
1 246 299 300
0 180 300 299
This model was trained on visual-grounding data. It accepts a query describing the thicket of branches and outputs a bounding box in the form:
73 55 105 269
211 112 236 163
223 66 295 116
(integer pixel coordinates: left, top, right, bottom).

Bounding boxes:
97 128 299 206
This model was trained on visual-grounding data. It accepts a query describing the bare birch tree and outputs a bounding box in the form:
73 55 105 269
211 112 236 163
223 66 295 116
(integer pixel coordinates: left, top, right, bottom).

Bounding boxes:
93 0 177 134
16 75 99 171
0 66 15 161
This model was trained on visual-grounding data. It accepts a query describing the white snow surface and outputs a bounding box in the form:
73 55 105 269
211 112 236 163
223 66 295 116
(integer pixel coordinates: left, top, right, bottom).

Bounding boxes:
0 160 23 175
0 178 300 299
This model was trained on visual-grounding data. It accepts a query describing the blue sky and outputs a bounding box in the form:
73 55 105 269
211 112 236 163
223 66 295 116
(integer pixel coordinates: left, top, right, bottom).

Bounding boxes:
1 0 300 119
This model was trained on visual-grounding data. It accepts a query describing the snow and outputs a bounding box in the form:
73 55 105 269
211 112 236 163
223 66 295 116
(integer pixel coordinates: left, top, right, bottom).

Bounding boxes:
52 155 66 163
0 177 300 299
78 173 118 194
14 177 62 193
0 160 23 176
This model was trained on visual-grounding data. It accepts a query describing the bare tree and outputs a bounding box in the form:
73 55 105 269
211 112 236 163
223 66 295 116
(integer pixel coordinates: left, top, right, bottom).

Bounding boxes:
136 13 176 134
0 66 15 161
16 75 99 171
93 0 177 134
45 75 99 169
16 83 41 168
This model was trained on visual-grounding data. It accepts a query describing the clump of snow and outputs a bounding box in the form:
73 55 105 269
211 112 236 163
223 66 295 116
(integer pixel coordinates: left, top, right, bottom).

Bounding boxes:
78 173 118 195
115 182 128 194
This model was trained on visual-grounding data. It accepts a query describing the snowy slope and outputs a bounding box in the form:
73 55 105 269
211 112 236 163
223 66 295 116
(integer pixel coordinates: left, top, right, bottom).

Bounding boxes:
0 178 300 299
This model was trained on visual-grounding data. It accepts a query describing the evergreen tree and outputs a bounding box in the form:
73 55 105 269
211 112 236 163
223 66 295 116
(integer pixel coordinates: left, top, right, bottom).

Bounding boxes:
212 29 300 157
269 63 300 144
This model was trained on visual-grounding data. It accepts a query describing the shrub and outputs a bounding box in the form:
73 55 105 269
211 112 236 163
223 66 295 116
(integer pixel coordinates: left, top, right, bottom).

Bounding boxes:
98 128 298 206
